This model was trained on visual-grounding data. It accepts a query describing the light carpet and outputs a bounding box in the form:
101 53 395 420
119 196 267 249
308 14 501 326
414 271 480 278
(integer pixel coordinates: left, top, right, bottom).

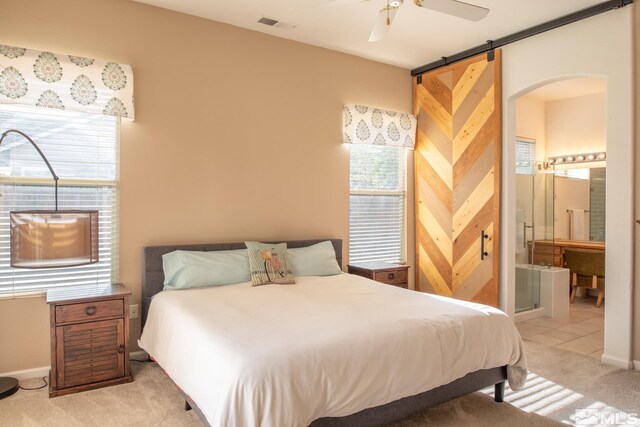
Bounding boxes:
1 340 638 426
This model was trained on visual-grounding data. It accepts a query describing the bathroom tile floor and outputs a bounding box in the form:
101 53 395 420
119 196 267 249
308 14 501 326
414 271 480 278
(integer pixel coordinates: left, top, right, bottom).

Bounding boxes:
516 296 604 359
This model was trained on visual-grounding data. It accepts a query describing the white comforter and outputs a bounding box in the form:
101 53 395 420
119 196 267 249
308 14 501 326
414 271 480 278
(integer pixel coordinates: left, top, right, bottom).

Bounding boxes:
139 274 526 427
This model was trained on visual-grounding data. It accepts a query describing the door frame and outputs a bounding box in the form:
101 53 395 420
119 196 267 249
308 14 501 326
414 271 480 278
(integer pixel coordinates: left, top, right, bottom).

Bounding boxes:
499 7 633 370
505 75 633 368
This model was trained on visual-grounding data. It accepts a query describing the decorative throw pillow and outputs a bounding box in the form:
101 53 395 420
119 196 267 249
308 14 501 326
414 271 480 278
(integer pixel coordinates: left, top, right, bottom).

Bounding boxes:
245 241 295 286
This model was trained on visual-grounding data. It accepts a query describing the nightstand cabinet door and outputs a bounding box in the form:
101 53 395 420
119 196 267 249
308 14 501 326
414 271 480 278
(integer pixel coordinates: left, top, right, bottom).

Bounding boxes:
56 318 125 389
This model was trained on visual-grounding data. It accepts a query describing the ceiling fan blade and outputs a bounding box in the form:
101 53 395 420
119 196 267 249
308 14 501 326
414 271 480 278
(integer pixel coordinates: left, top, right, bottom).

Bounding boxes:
414 0 489 21
369 7 398 42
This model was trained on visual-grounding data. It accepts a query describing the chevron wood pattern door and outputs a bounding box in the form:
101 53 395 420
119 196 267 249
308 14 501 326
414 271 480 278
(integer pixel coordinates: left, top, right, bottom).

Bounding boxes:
413 51 501 307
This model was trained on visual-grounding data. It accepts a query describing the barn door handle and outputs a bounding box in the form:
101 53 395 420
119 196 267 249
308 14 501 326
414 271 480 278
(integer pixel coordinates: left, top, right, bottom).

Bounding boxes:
480 231 489 260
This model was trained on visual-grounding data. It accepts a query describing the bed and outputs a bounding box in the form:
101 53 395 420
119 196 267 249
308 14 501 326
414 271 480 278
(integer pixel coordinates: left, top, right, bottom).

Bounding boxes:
139 239 526 427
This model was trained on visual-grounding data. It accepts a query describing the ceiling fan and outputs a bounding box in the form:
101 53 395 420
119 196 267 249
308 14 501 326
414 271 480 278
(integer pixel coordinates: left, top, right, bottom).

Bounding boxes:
367 0 490 42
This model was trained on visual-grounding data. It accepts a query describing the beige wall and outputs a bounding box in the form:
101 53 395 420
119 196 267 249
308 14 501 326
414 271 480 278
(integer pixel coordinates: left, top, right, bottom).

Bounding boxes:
515 95 546 161
0 0 412 373
545 92 607 158
634 3 640 363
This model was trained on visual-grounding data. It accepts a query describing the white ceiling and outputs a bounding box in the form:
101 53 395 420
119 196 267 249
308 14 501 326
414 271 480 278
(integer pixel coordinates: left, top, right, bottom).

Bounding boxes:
525 78 607 102
132 0 606 69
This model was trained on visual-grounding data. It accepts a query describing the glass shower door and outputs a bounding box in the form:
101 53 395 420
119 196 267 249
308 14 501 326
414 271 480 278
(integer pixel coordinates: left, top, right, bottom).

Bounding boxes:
515 138 540 313
515 174 539 312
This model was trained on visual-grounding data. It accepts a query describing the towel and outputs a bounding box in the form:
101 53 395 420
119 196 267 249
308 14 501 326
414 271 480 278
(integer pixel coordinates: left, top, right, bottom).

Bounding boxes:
570 209 586 240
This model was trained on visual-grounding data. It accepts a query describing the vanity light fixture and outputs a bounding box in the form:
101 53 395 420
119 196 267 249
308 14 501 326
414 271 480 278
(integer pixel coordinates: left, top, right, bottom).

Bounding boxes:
548 152 606 165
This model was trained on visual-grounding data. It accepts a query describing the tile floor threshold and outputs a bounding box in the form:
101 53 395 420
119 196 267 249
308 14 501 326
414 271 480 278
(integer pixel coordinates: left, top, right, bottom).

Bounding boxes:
516 296 604 359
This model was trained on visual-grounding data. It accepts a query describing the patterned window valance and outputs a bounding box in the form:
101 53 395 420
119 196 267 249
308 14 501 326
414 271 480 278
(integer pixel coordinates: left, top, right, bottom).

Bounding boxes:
0 44 134 120
343 104 416 149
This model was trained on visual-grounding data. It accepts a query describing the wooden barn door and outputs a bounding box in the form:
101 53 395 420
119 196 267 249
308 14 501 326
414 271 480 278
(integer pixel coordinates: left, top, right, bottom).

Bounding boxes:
413 51 501 306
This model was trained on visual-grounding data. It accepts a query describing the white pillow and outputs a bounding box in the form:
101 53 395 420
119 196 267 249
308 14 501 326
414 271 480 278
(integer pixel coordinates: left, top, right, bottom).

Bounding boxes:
288 241 342 276
162 249 250 290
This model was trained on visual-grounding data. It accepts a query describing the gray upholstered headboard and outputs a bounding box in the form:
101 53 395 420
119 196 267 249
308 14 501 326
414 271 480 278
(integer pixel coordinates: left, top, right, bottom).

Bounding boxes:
141 239 342 329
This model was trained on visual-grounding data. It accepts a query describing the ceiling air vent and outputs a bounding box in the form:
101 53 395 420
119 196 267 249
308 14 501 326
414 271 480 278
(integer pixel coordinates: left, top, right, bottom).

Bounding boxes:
257 17 279 26
257 16 298 30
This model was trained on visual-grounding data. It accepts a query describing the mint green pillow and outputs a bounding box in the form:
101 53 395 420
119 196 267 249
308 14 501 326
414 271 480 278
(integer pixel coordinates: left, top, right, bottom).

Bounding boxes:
288 241 342 276
245 241 295 286
162 249 250 290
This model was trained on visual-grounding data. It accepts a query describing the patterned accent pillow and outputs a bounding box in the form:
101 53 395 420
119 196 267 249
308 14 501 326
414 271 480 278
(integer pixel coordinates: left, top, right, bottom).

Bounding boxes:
245 242 295 286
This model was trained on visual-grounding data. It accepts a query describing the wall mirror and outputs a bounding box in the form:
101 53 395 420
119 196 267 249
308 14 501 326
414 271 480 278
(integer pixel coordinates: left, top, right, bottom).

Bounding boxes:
552 162 606 242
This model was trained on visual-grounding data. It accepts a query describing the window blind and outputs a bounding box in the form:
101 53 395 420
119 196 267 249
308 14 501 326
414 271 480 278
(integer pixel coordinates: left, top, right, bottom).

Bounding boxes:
349 144 406 263
0 104 118 297
515 139 536 175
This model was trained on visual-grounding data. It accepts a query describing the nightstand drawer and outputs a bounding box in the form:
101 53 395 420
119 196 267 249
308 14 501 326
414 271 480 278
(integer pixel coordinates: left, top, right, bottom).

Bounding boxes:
374 269 408 285
348 262 410 289
56 299 124 324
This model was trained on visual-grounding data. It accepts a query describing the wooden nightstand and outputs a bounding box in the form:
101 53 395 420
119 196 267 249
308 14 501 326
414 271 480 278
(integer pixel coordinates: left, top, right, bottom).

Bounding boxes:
348 262 410 289
46 284 132 397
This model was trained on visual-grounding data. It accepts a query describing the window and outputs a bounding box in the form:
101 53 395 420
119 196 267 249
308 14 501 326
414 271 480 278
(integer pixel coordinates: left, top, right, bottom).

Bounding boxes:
0 105 119 297
515 138 536 175
349 144 407 263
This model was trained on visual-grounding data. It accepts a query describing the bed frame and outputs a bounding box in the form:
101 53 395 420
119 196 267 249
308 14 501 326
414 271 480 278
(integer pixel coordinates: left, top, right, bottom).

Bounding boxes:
141 239 507 427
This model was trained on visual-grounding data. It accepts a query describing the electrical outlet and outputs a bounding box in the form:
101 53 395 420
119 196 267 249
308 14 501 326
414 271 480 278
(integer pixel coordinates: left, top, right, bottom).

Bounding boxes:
130 304 139 319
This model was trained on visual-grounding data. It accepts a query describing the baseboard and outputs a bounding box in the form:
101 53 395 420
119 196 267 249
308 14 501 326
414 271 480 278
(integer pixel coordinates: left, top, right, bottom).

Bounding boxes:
633 360 640 371
130 350 149 361
601 354 633 369
1 352 150 380
514 307 545 323
0 366 50 381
